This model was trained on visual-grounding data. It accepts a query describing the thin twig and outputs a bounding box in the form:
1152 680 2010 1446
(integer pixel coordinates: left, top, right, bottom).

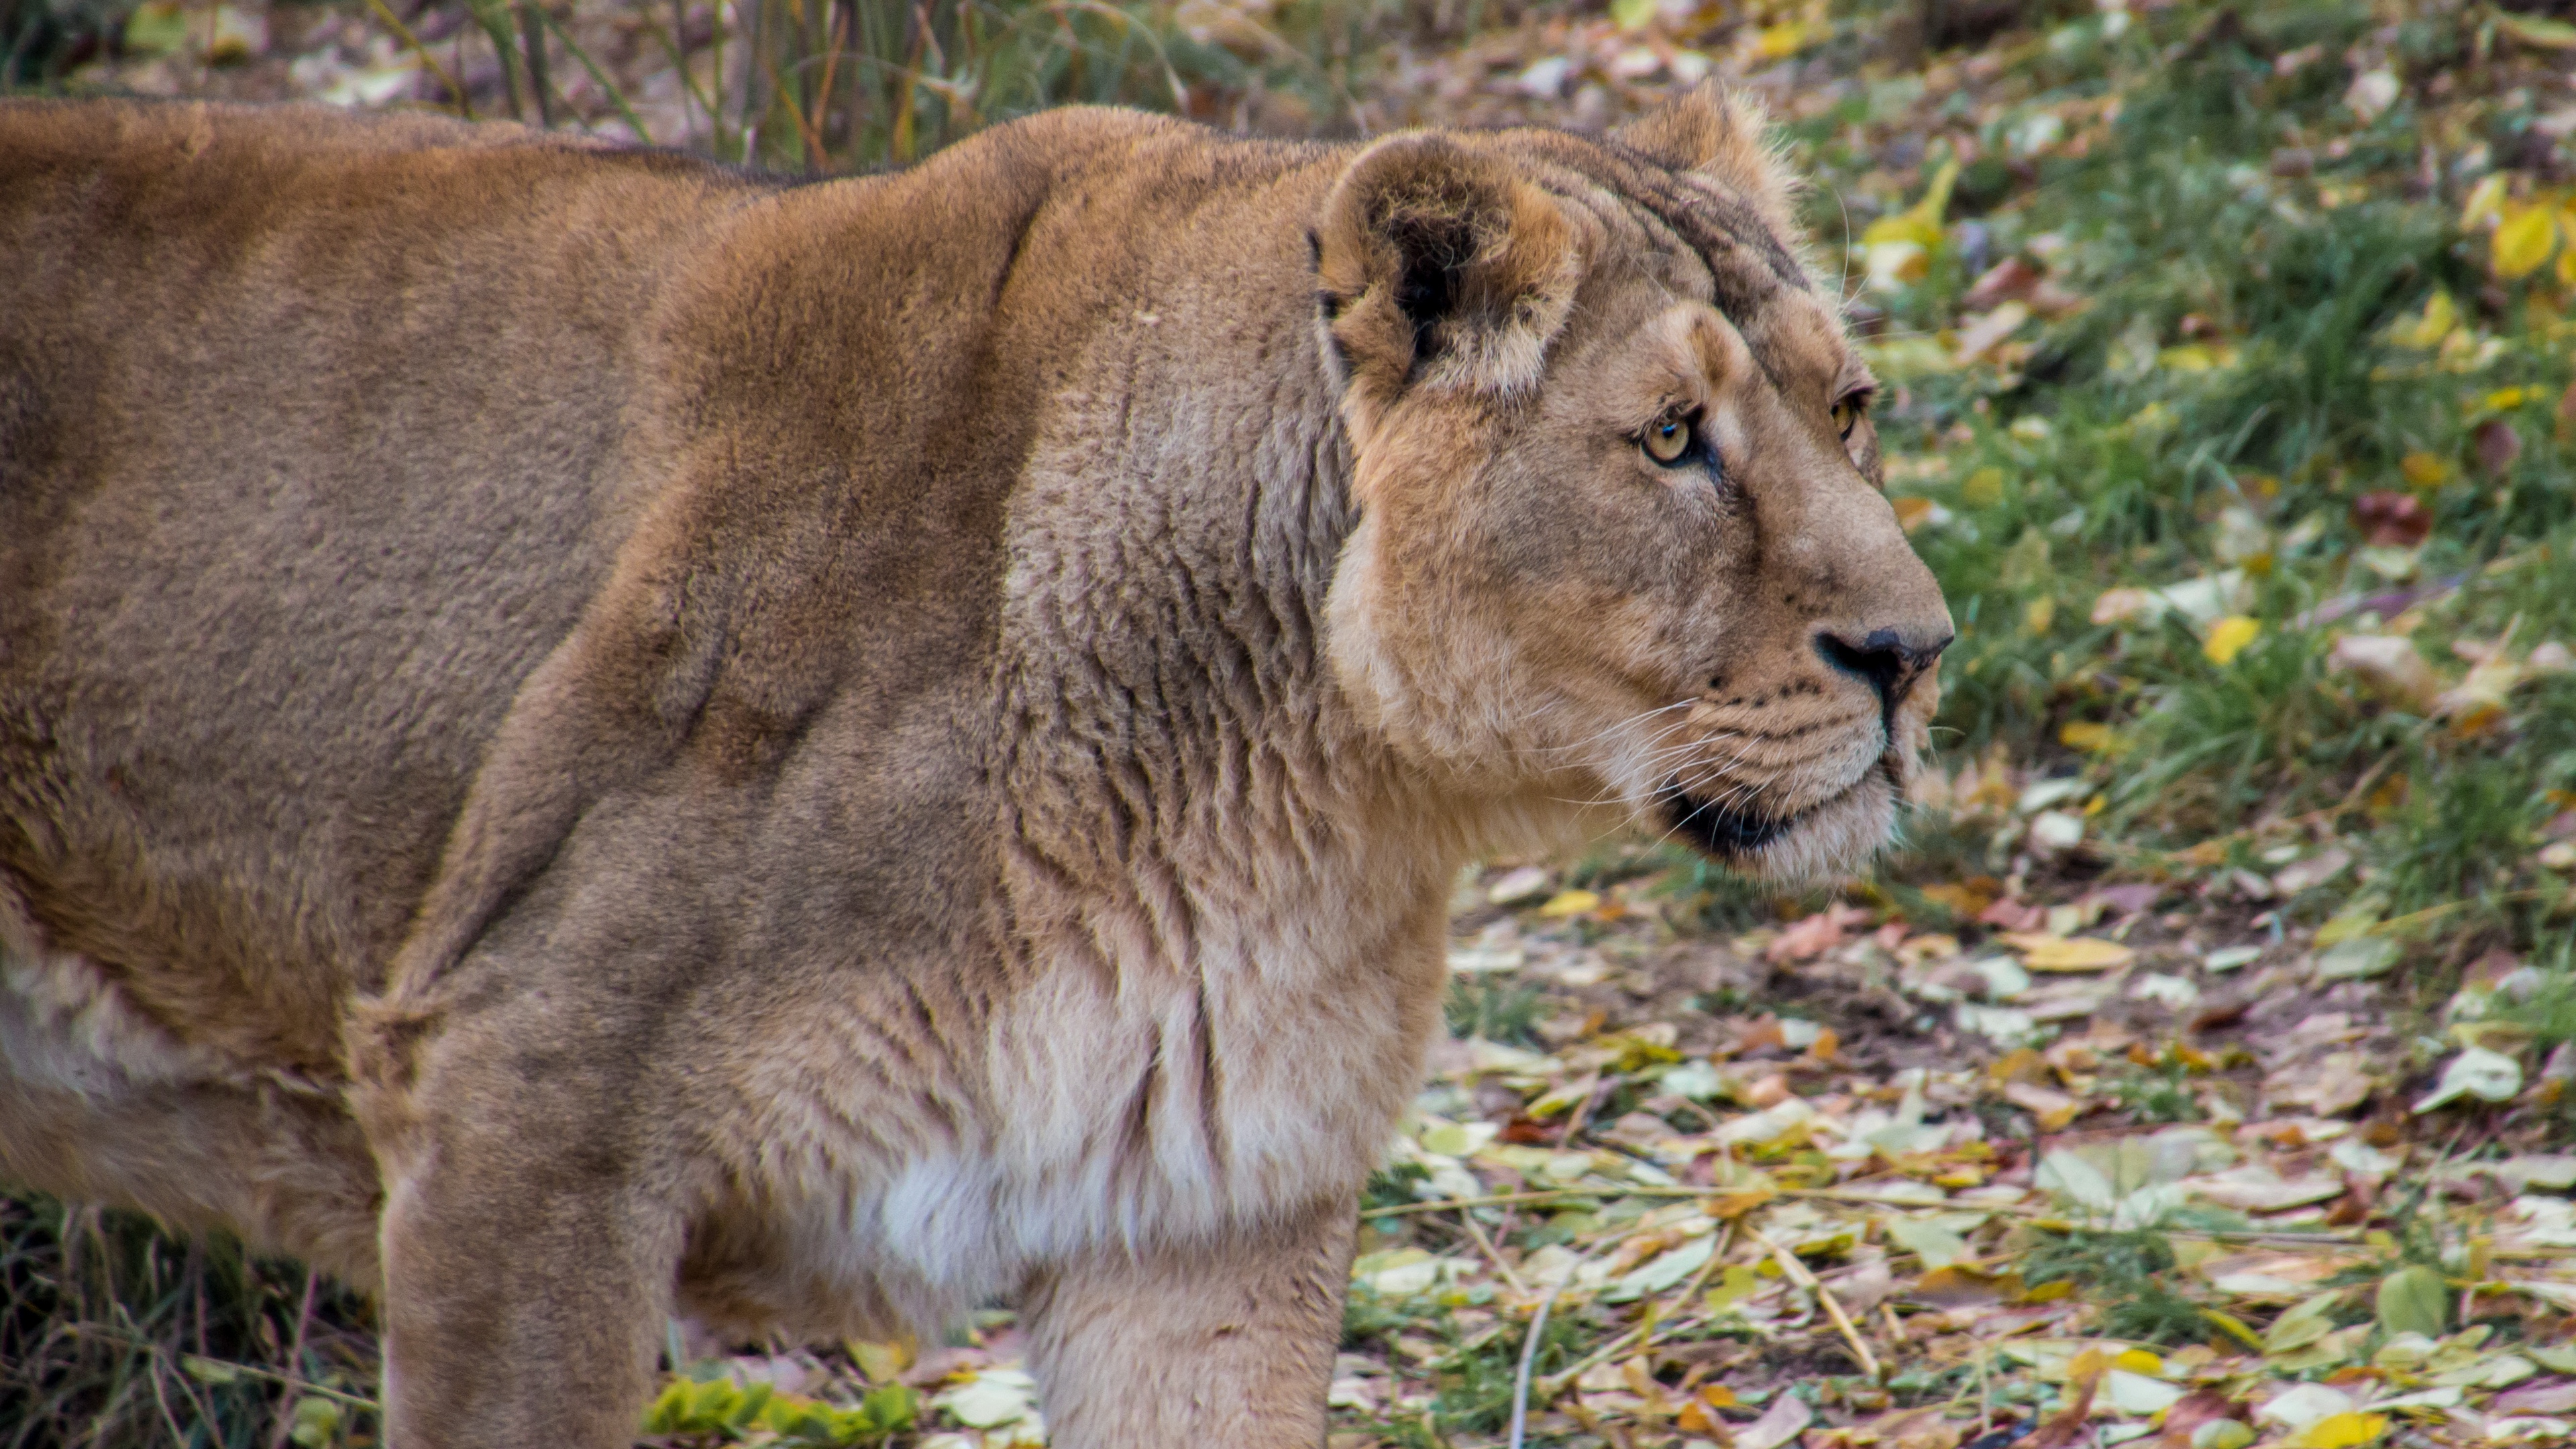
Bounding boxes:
1539 1226 1735 1397
1753 1228 1880 1382
146 1350 190 1447
1507 1283 1559 1449
266 1269 321 1449
364 0 469 114
1455 1210 1528 1297
1555 1073 1604 1148
60 1327 380 1409
1362 1183 2047 1220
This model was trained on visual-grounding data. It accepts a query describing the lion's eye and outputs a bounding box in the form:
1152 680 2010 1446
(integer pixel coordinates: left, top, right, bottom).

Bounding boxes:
1642 415 1694 466
1832 398 1863 439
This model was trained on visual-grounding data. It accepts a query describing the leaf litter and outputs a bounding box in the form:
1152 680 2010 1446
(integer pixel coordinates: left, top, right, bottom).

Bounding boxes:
14 0 2576 1444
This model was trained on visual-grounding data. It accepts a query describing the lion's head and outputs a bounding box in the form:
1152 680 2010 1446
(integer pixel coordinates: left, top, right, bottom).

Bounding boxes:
1315 87 1953 883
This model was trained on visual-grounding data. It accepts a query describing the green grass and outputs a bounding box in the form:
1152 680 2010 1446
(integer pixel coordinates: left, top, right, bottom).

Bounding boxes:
1799 0 2576 961
1 1194 378 1449
9 0 2576 1440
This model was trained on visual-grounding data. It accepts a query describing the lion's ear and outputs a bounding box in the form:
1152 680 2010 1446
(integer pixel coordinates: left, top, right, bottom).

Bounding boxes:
1314 135 1580 406
1612 83 1799 239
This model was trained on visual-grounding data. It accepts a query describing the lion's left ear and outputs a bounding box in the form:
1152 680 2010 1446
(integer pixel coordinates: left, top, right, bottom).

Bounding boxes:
1314 134 1581 409
1613 83 1799 242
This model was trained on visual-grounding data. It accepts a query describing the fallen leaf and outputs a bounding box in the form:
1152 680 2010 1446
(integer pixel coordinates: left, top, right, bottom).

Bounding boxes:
2259 1384 2357 1434
1998 933 2137 971
2377 1265 2450 1338
2004 1080 2086 1130
2329 634 2443 712
2157 1391 2254 1449
1768 903 1871 962
2204 614 2261 664
1538 889 1601 918
2477 418 2525 476
2196 1167 2347 1214
2415 1047 2524 1112
2359 490 2431 546
1738 1391 1816 1449
2493 1383 2576 1416
2497 203 2561 280
2025 1356 2104 1449
1884 1216 1973 1269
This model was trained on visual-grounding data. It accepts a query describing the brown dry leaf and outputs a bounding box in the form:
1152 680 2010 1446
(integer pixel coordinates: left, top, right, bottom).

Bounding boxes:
2002 1079 2086 1130
2025 1356 2105 1449
1908 1265 2019 1307
1768 903 1872 962
2476 417 2525 476
1988 1047 2052 1086
2263 1051 2379 1117
1864 1407 1966 1449
1706 1180 1780 1218
2155 1389 2253 1449
2350 490 2432 547
1917 878 2002 918
2490 1381 2576 1415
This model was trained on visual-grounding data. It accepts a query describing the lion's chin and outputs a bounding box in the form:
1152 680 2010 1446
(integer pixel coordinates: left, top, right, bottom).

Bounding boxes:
1660 763 1900 885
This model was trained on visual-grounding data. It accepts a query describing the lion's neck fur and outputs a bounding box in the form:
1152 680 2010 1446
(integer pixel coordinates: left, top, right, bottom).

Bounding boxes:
941 199 1575 1279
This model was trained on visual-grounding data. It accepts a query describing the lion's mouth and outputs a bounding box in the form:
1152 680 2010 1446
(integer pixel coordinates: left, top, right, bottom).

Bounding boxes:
1658 756 1896 859
1660 788 1797 855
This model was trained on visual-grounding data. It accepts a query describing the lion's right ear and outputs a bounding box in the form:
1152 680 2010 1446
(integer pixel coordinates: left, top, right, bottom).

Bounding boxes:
1313 136 1581 413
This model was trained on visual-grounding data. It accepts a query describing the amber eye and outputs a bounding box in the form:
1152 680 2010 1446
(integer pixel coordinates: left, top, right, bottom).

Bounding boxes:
1833 398 1864 439
1643 415 1693 465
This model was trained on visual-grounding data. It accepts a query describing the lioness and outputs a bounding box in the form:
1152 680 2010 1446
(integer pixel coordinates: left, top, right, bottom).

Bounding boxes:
0 87 1949 1446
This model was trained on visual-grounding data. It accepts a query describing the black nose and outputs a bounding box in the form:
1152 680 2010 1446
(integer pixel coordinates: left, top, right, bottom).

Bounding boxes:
1816 628 1952 714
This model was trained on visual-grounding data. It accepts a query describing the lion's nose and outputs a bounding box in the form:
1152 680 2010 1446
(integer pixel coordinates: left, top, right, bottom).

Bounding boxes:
1815 627 1952 715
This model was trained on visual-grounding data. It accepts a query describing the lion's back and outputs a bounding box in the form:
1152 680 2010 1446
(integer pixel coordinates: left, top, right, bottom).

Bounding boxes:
0 101 771 1069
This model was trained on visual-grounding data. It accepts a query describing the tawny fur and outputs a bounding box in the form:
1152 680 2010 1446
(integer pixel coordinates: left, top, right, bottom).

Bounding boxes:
0 87 1949 1448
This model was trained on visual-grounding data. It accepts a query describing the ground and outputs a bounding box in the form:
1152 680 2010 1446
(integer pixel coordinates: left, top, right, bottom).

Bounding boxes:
5 0 2576 1445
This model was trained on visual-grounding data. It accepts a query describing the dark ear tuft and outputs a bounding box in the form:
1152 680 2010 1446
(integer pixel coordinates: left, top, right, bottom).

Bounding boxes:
1313 134 1582 412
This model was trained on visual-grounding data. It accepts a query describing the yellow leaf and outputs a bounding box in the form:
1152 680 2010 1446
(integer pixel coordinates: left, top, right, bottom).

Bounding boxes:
2113 1348 2163 1374
846 1338 916 1384
1999 933 2137 971
2559 239 2576 289
2059 721 2114 751
2481 386 2530 412
2203 614 2261 665
2400 451 2450 488
2387 290 2457 350
2292 1412 2390 1449
2202 1307 2266 1348
2462 174 2510 231
1861 156 1962 255
1754 20 1812 56
2495 11 2576 48
1862 215 1943 254
2493 202 2559 280
2023 596 2057 635
1538 889 1601 918
1962 466 2008 507
2158 343 2239 372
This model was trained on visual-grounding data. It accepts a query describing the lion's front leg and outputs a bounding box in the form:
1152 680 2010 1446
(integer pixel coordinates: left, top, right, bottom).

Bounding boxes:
1020 1196 1354 1449
360 1013 687 1449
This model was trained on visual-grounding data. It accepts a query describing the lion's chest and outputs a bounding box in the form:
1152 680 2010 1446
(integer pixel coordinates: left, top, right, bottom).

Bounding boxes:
720 889 1450 1336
